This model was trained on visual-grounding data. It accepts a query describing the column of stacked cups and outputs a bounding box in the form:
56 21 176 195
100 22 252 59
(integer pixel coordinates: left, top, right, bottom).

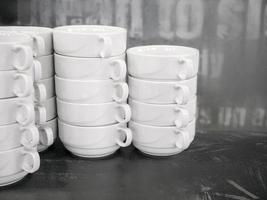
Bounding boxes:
53 25 132 158
0 32 40 186
127 45 199 156
0 27 58 152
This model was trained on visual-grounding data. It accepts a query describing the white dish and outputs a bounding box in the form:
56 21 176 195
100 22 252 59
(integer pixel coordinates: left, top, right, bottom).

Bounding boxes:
127 45 199 80
0 31 33 71
128 76 197 104
57 99 131 126
53 25 127 57
0 147 40 186
0 123 39 151
129 120 195 156
55 53 126 80
129 97 196 127
55 76 128 103
59 120 132 158
0 26 53 57
0 96 35 126
37 117 57 152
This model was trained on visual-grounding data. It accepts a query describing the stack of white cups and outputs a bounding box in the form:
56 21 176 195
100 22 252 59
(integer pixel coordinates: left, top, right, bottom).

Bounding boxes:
0 32 40 186
54 25 132 158
127 45 199 156
0 27 58 152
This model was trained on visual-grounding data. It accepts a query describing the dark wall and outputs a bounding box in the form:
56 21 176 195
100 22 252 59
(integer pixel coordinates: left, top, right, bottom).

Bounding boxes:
1 0 267 132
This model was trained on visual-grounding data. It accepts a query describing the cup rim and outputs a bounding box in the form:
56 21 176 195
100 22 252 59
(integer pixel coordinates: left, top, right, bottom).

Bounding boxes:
0 31 32 44
54 52 125 60
53 25 127 35
56 97 118 106
55 75 114 83
0 26 52 34
127 45 199 57
0 145 37 154
128 75 197 83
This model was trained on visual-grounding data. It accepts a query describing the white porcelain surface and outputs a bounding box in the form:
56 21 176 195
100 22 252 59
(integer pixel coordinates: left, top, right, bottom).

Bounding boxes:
57 99 131 126
37 118 57 152
129 120 195 156
35 54 54 79
129 97 196 127
55 76 128 103
127 45 199 80
0 96 35 126
59 120 132 157
0 26 53 56
0 147 40 186
0 32 34 71
55 53 126 80
35 96 57 124
129 76 197 104
53 25 127 57
0 70 33 99
0 123 39 151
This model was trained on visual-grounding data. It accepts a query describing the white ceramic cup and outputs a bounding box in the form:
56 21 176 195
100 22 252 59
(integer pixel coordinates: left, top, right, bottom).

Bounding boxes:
34 77 55 102
0 96 35 126
129 76 197 105
129 120 195 156
0 31 34 71
0 147 40 186
129 97 196 128
35 54 54 79
127 45 199 80
0 26 53 57
35 96 57 125
55 76 128 103
55 53 126 80
37 117 57 152
59 120 132 158
0 123 39 151
53 25 127 58
57 98 131 126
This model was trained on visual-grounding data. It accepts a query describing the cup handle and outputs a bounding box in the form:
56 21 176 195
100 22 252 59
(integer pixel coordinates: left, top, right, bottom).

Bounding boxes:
34 83 47 102
16 103 35 126
35 105 47 125
116 127 133 147
113 82 129 103
13 73 33 97
177 58 194 80
174 84 190 105
175 130 190 149
32 35 46 56
39 126 54 146
22 151 40 173
109 59 127 81
174 108 190 128
99 36 112 58
115 104 131 124
12 45 33 71
32 60 42 82
20 126 40 148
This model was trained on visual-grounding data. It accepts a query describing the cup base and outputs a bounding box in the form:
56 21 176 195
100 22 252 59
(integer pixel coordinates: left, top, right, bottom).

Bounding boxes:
133 142 185 157
63 144 120 158
0 171 27 187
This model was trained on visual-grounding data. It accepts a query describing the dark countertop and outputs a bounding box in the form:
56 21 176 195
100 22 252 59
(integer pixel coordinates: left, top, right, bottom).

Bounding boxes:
1 131 267 200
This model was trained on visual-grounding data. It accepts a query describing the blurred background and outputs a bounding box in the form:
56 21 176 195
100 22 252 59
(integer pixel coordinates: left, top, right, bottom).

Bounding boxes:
0 0 266 133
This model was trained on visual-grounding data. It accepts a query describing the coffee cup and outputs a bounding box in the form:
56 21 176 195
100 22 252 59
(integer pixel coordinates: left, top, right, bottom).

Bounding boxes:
0 31 34 71
129 97 196 127
55 76 128 103
57 98 131 126
127 45 199 80
59 120 132 158
129 76 197 104
0 26 53 57
0 147 40 186
129 120 195 156
55 53 126 80
0 123 39 151
53 25 127 58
